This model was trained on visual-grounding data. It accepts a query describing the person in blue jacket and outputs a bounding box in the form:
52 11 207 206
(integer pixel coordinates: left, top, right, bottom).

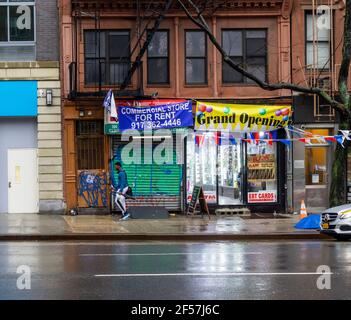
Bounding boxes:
113 161 130 221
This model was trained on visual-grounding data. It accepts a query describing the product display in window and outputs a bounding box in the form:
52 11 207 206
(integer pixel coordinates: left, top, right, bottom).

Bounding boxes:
186 132 217 203
218 140 242 205
247 142 277 203
187 132 279 205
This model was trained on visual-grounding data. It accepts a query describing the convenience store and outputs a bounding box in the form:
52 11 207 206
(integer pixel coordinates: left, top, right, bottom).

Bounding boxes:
185 102 290 213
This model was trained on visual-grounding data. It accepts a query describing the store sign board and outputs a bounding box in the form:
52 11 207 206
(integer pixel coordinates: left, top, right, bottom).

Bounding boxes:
187 185 211 218
118 101 193 131
248 154 275 162
248 162 275 169
247 154 276 180
104 123 119 135
248 191 277 203
187 191 216 204
248 155 275 170
195 102 292 132
104 99 189 135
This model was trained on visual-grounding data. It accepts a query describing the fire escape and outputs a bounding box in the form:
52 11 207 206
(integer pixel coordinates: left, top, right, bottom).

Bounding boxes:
68 0 173 100
299 0 337 121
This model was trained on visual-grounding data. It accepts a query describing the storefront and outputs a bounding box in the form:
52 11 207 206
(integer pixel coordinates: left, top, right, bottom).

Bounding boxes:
102 98 292 213
292 95 338 213
186 101 291 213
292 125 336 213
0 81 38 214
106 99 191 212
186 131 287 212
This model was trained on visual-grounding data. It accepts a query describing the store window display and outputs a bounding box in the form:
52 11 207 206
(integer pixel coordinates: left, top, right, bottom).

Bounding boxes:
247 140 278 203
187 132 217 203
218 134 242 205
186 131 243 205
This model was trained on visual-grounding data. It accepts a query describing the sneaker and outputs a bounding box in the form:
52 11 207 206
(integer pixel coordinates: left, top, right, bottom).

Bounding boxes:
119 213 131 221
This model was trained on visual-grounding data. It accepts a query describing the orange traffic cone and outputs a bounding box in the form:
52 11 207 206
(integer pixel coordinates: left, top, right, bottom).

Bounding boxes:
300 200 307 219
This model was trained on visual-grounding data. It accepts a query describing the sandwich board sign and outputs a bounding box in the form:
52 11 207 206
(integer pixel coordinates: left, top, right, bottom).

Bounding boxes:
187 185 210 219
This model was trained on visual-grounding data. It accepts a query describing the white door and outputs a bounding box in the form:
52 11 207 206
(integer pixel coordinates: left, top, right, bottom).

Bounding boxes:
8 149 39 213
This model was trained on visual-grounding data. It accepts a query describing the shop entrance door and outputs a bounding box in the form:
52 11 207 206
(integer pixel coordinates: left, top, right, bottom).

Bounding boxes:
305 146 330 212
218 137 243 205
8 149 38 213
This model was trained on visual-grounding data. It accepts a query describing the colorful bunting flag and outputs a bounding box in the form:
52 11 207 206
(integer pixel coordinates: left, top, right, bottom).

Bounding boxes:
229 135 237 145
193 126 349 149
325 136 336 144
214 132 222 145
271 130 278 140
195 135 205 147
267 132 273 146
280 139 291 147
340 130 351 141
335 135 345 148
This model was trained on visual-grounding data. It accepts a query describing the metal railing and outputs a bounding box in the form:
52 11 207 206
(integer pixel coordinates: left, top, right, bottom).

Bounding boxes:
68 60 144 99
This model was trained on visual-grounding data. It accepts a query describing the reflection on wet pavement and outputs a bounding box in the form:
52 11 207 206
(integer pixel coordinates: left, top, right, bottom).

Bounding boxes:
0 240 348 300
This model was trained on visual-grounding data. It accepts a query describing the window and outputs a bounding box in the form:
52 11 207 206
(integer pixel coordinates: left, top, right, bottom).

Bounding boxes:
306 12 331 69
0 0 35 61
186 132 217 204
84 30 130 85
147 30 169 84
185 30 207 84
247 141 277 203
304 129 331 186
76 121 104 170
222 29 267 84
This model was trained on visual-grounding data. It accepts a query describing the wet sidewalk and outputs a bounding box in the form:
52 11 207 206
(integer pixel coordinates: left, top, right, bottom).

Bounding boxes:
0 213 328 241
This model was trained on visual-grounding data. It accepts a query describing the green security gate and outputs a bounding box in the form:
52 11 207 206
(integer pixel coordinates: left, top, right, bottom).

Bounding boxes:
111 135 183 211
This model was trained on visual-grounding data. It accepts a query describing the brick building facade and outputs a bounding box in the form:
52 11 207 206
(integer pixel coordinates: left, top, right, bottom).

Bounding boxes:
59 0 349 214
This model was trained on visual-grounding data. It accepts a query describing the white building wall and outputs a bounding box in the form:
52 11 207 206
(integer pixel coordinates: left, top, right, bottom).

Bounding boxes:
0 61 64 213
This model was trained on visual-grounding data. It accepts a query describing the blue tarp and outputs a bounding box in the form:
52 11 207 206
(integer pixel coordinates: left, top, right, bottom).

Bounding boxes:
295 214 321 229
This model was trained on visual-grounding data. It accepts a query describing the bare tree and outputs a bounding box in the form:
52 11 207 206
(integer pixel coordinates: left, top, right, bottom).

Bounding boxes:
178 0 351 206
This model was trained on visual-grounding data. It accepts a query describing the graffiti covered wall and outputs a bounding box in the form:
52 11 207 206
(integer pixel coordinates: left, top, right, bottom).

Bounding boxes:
77 170 107 208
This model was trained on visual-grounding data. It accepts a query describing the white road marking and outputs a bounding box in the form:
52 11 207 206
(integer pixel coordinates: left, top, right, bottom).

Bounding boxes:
0 242 258 246
80 252 262 256
95 272 334 277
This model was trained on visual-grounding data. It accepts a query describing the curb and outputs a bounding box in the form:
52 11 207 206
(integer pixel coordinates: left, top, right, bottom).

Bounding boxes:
0 232 331 241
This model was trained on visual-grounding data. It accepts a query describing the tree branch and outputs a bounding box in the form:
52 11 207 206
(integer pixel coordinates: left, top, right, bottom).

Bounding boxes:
178 0 349 116
120 0 174 90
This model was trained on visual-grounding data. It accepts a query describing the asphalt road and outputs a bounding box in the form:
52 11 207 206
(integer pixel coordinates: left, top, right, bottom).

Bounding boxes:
0 240 350 300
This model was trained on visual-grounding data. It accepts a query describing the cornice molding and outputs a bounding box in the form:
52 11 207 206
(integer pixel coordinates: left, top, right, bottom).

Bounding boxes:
281 0 293 19
71 0 285 13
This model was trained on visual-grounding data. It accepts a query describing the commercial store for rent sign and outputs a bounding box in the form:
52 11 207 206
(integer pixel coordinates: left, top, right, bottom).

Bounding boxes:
117 100 193 130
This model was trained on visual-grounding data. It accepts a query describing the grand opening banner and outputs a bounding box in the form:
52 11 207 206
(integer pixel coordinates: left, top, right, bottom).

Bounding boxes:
195 102 292 132
118 100 193 131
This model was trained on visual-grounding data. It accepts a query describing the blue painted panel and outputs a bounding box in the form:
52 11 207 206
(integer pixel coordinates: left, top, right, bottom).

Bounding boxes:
0 81 37 116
